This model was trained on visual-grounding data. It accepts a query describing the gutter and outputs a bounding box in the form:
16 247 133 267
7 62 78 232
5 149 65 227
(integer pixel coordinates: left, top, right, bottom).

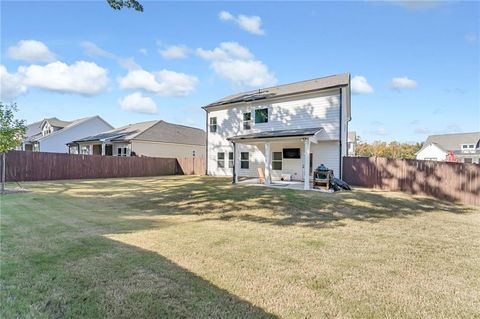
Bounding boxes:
339 88 343 179
204 107 209 175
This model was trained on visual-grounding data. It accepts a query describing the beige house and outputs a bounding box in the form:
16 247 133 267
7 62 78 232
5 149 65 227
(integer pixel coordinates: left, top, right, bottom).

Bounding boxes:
68 120 205 158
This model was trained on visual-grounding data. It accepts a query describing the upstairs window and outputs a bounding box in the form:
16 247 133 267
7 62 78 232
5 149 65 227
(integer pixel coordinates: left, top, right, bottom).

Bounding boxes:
254 108 268 124
209 117 217 133
217 152 225 168
243 112 252 130
241 152 249 169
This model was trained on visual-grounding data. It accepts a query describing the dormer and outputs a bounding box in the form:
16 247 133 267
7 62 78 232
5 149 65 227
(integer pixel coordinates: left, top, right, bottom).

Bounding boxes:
39 118 71 136
461 143 475 153
41 122 53 136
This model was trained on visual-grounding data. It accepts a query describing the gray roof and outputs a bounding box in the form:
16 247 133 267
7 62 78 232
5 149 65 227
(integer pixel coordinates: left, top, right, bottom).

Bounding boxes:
72 120 206 146
420 132 480 152
227 127 323 141
25 120 43 139
25 116 109 143
42 117 72 128
204 73 350 109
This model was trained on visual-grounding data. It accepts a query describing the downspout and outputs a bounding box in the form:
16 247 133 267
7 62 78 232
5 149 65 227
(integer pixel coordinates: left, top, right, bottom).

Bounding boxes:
339 88 343 179
204 108 209 176
232 141 236 184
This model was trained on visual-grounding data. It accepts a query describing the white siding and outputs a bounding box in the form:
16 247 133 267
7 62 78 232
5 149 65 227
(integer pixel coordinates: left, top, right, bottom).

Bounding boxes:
209 140 340 179
207 89 346 177
38 117 113 153
416 144 448 161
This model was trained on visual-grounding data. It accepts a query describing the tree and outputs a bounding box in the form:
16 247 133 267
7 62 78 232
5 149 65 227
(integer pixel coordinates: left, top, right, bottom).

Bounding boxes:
106 0 143 12
355 139 423 159
0 102 26 193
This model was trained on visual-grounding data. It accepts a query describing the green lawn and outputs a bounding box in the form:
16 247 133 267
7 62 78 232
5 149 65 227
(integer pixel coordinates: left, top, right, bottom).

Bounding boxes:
1 176 479 318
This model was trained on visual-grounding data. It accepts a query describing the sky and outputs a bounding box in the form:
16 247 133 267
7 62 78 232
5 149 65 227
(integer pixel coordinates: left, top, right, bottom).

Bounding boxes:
1 0 479 143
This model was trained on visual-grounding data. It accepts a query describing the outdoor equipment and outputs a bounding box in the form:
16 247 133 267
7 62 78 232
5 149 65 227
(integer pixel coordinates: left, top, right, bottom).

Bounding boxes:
313 164 333 190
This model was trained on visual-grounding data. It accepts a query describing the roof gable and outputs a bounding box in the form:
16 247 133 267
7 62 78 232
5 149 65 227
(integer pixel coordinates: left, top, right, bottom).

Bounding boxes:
134 121 206 146
204 73 350 109
420 132 480 152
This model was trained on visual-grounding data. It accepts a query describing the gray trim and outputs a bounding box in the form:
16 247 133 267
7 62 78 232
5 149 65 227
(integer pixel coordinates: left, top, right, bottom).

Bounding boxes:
339 88 343 179
227 127 324 141
203 73 350 109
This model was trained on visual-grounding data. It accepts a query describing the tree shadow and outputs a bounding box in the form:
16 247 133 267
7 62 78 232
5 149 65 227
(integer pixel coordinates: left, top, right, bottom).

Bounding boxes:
343 157 480 206
1 189 276 318
27 176 475 230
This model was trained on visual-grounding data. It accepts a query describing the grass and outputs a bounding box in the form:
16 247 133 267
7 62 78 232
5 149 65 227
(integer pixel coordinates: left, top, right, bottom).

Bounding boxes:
1 176 479 318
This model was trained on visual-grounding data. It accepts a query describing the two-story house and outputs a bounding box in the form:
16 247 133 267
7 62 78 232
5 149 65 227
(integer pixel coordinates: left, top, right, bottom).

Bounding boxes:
203 73 351 190
21 116 113 153
416 132 480 163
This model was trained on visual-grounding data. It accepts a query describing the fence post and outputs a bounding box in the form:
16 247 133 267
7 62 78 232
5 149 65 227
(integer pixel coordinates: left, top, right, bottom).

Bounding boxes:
1 152 6 194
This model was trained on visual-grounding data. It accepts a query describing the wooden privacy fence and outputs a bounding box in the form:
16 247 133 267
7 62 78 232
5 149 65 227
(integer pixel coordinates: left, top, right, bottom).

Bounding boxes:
176 156 206 176
343 156 480 206
2 151 205 182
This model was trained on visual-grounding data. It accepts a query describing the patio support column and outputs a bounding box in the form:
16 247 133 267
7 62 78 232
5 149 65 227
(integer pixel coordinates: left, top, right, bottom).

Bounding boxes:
233 142 239 184
303 138 311 190
101 142 106 156
264 142 271 185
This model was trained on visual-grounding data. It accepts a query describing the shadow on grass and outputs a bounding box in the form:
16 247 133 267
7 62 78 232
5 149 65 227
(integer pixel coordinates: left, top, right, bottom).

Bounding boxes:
1 196 276 318
22 176 475 230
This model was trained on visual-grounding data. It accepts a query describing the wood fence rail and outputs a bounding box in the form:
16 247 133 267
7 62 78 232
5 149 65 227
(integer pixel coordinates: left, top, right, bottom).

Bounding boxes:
2 151 205 182
343 156 480 206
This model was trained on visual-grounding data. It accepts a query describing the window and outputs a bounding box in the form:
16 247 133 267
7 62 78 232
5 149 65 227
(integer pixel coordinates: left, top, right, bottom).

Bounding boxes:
117 147 128 156
217 152 225 168
464 158 473 164
81 145 90 155
254 108 268 123
272 152 282 170
283 148 301 159
228 152 234 168
243 112 251 130
241 152 249 169
209 117 217 133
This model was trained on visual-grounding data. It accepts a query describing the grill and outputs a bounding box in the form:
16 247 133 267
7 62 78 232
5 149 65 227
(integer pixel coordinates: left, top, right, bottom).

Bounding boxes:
313 164 333 190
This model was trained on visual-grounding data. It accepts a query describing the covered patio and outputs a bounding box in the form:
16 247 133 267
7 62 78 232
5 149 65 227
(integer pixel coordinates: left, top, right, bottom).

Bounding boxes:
227 127 326 190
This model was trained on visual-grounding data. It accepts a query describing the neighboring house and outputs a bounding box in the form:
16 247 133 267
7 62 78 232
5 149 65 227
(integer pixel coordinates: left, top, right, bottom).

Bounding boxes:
203 73 351 190
416 132 480 164
68 120 205 158
21 116 113 153
348 131 357 156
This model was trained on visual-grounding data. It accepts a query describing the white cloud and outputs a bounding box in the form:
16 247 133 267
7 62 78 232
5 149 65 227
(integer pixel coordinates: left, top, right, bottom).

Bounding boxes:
351 75 374 94
81 41 140 71
118 69 197 96
414 127 431 134
159 45 189 59
0 65 27 101
19 61 109 96
219 10 265 35
118 92 158 114
7 40 56 63
139 48 148 55
465 33 478 45
391 76 417 89
365 128 389 136
388 1 442 10
197 42 276 88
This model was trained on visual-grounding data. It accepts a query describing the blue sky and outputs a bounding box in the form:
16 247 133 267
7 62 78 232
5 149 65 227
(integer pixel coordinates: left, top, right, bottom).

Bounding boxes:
1 0 478 142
